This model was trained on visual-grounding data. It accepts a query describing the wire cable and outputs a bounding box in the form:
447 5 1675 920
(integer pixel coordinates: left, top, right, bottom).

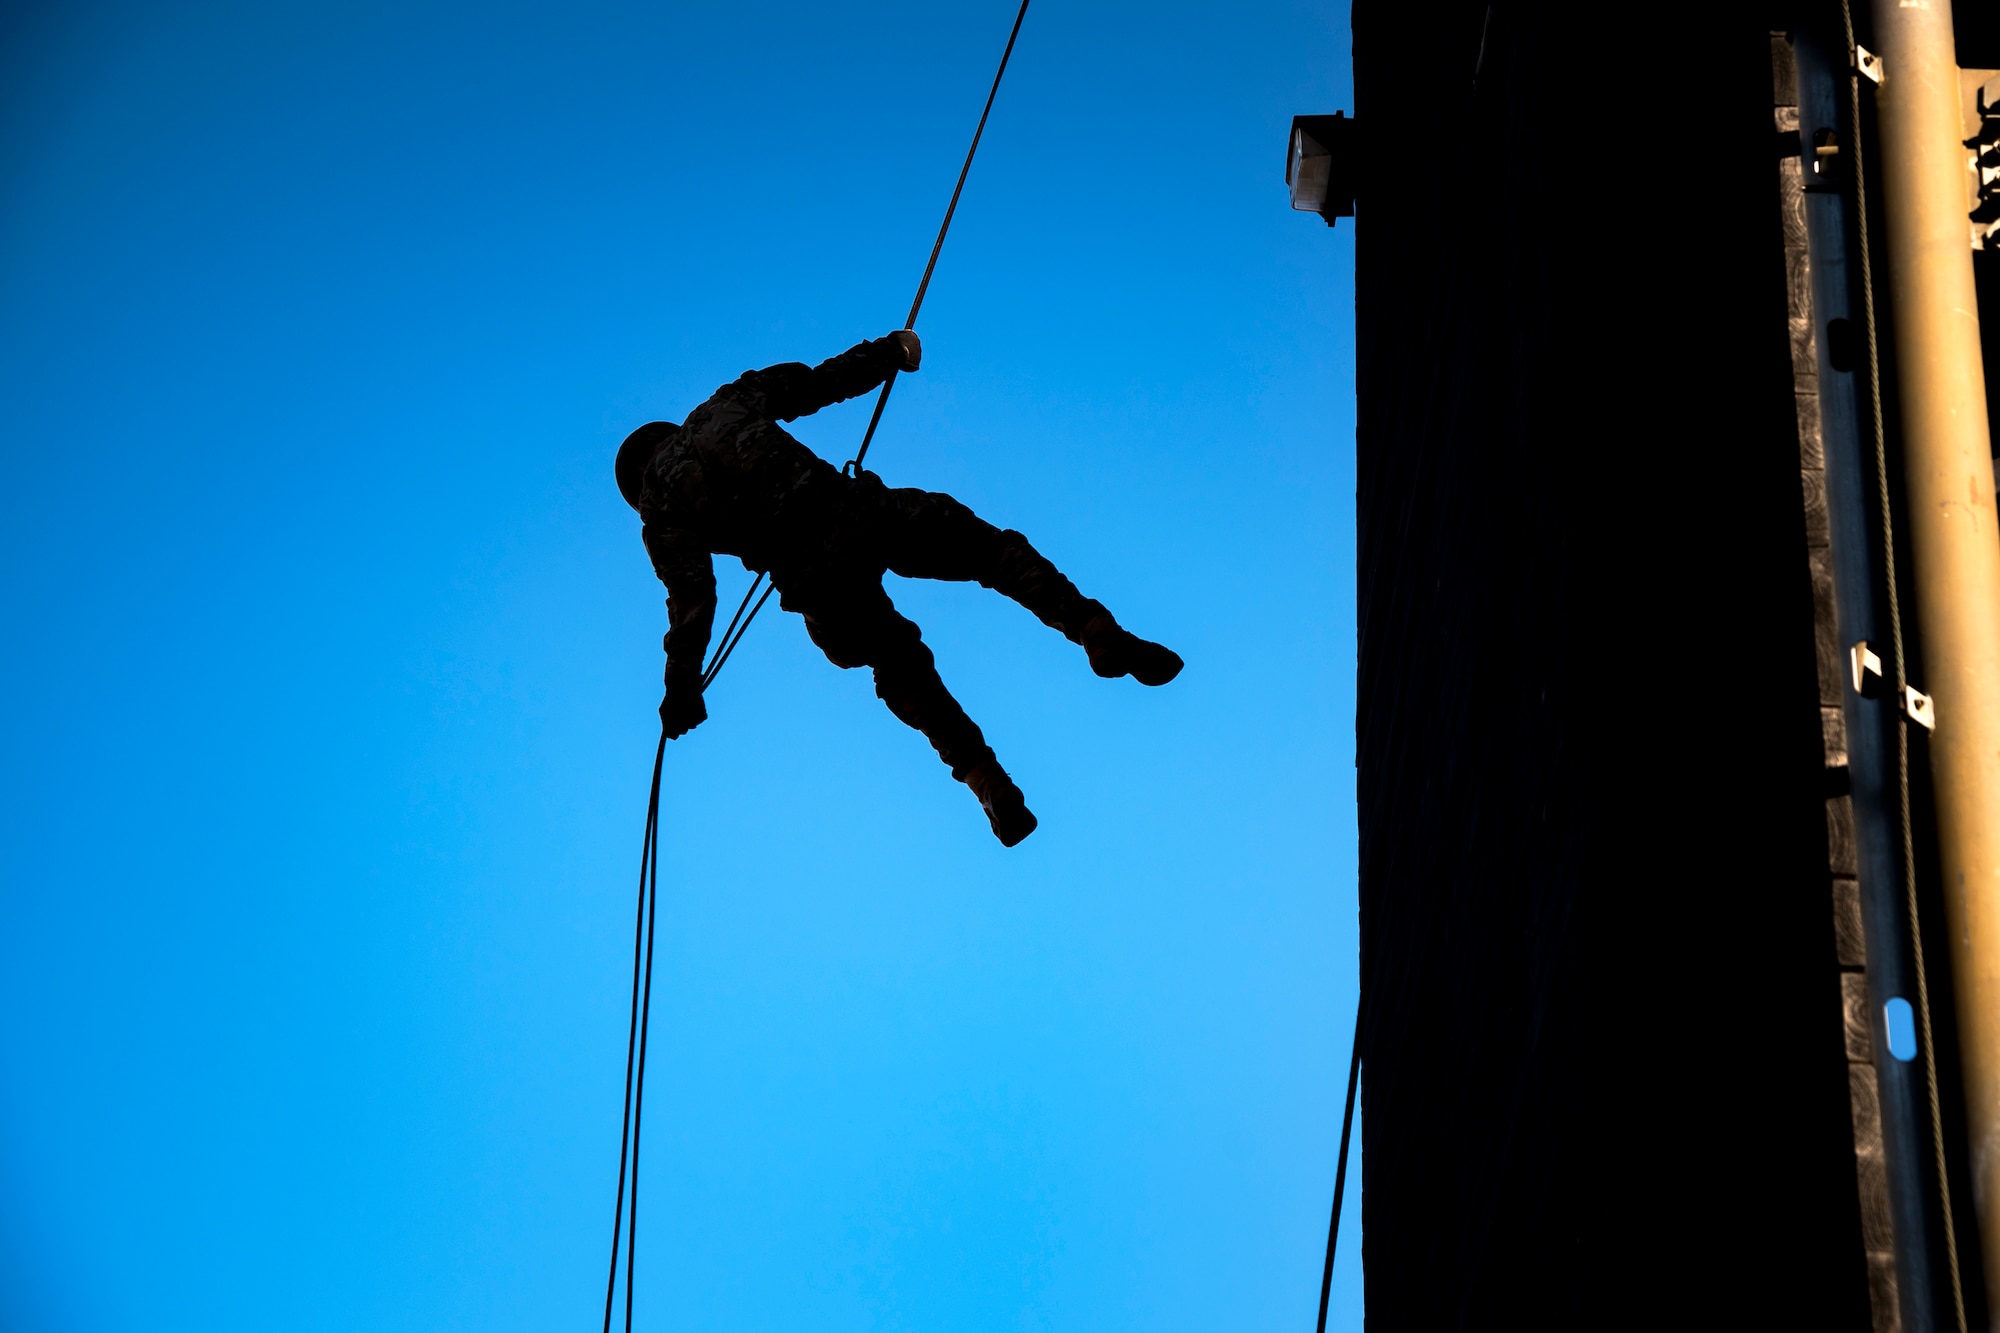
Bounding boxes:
1840 4 1967 1326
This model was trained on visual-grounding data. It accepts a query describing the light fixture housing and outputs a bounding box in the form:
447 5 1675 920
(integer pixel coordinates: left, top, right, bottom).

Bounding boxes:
1286 112 1355 226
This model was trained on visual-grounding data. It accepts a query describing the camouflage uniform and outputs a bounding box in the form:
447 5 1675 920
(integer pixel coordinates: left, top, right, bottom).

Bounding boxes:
635 334 1111 784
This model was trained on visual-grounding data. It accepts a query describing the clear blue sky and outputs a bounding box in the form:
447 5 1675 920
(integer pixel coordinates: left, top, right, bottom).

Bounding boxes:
0 2 1357 1329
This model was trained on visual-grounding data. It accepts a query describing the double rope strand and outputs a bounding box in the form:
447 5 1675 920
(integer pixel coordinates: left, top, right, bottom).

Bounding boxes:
703 578 778 691
599 6 1036 1321
602 731 666 1333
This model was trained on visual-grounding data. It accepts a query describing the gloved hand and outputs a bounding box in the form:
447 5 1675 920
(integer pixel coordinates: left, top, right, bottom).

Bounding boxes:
659 670 708 739
888 329 921 372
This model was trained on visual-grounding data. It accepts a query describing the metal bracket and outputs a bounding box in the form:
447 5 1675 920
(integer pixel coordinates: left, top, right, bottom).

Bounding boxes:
1904 685 1937 731
1858 45 1884 85
1851 640 1885 698
1967 69 2000 250
1854 641 1935 728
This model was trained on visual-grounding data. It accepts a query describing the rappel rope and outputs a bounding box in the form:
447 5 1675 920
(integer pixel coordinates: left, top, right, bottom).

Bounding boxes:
1315 1001 1362 1333
701 0 1034 687
599 5 1033 1327
601 730 665 1333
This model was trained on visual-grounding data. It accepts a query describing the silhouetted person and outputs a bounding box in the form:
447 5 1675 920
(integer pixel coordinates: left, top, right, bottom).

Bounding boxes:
616 331 1182 846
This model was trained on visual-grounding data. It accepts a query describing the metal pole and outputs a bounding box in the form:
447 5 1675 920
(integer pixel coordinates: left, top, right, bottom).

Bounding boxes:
1869 0 2000 1317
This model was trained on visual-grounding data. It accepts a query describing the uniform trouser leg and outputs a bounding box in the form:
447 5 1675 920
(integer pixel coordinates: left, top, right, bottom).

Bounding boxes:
860 482 1108 643
770 565 997 779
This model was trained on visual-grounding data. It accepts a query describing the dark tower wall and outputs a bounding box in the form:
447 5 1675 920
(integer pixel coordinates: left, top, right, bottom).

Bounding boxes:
1351 4 1871 1327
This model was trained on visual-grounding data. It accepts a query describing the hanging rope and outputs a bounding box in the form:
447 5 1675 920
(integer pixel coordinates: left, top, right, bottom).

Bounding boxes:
703 578 778 691
700 0 1035 693
599 8 1036 1323
601 729 665 1333
845 0 1033 478
1314 1001 1362 1333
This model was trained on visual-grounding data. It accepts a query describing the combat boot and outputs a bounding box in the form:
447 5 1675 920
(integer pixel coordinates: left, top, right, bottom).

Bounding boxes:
1080 613 1184 686
963 760 1038 847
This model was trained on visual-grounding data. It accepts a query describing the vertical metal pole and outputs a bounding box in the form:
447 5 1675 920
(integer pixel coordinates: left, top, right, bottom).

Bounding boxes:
1869 0 2000 1318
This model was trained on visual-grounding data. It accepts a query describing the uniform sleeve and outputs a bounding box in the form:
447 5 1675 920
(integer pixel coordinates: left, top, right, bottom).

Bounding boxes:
733 336 906 423
642 523 717 680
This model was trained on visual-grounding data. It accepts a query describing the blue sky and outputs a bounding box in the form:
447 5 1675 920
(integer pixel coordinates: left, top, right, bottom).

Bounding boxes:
0 1 1358 1329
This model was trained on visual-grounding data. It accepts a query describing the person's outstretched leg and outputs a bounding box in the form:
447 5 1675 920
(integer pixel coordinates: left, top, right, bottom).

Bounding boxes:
855 477 1184 685
771 563 1038 845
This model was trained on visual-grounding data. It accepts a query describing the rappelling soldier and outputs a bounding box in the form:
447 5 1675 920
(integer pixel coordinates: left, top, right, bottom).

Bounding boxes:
615 330 1182 846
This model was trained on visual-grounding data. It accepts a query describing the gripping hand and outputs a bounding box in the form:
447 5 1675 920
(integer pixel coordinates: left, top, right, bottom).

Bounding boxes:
660 670 708 740
889 330 921 372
